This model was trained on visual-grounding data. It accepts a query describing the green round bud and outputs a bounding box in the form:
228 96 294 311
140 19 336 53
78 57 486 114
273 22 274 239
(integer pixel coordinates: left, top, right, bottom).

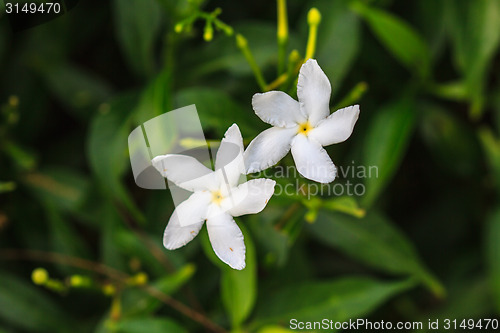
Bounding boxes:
70 275 83 287
134 272 148 286
289 49 301 63
32 268 49 285
203 29 213 41
102 284 116 296
307 8 321 26
174 23 183 33
236 34 248 48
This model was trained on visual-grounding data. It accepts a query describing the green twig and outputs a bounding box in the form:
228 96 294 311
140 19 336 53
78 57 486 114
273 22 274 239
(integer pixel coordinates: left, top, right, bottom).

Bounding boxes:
236 34 268 91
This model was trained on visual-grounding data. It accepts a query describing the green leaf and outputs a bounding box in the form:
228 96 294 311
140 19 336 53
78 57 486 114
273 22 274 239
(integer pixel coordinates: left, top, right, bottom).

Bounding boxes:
134 68 172 124
428 80 468 102
253 277 414 328
247 205 295 267
115 317 187 333
361 98 416 207
0 273 73 332
3 141 36 171
419 103 481 177
201 224 257 328
87 93 144 223
351 1 430 78
323 196 365 218
486 206 500 312
446 0 500 116
99 201 128 270
42 64 113 120
175 87 261 135
418 277 493 333
114 229 169 276
478 128 500 190
113 0 162 77
309 0 361 90
415 0 448 62
221 225 257 329
257 326 296 333
23 167 90 213
0 181 15 194
46 203 90 266
308 211 444 296
121 264 196 317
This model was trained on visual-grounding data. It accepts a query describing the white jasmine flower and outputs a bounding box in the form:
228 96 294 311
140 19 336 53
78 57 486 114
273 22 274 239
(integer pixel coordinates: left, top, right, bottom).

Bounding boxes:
152 124 275 270
244 59 360 183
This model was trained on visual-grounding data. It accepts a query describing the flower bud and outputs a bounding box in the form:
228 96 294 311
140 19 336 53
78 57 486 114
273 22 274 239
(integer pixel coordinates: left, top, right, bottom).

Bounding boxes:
236 34 248 49
307 8 321 26
203 23 213 41
32 268 49 285
174 23 183 33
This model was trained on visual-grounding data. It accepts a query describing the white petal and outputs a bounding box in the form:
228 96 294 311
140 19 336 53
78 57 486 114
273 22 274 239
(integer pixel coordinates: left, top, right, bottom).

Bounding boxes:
252 91 306 128
291 135 337 183
152 154 218 191
163 193 210 249
215 124 245 188
244 127 297 173
225 179 276 217
215 124 244 168
174 191 211 227
297 59 331 126
309 105 360 146
207 213 246 270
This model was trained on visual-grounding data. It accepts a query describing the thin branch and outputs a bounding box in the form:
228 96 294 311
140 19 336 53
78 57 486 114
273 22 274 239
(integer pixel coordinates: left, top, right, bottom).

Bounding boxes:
0 249 128 280
0 249 227 333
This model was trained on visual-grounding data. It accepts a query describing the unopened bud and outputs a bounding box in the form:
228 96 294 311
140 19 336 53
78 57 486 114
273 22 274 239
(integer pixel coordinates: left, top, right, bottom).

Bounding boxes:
307 8 321 26
32 268 49 285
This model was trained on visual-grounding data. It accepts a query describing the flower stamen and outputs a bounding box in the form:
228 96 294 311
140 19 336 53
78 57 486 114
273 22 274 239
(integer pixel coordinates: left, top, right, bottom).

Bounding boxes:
298 121 312 136
211 190 224 205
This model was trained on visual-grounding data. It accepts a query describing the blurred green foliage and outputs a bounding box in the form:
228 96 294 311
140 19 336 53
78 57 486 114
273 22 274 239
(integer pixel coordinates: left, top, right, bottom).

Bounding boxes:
1 0 500 332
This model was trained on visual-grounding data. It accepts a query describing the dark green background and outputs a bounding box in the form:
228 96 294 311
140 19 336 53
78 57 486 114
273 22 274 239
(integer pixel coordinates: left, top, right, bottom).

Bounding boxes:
1 0 500 332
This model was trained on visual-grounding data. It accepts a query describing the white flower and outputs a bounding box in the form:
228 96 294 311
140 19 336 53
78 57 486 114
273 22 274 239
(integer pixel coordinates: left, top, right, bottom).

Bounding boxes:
244 59 360 183
152 124 275 270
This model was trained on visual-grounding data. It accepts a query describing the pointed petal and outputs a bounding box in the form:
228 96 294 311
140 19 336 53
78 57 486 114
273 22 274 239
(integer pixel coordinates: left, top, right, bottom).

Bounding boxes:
215 124 245 188
252 91 306 128
224 179 276 217
207 213 246 270
164 215 204 250
152 154 218 191
175 191 211 227
216 124 244 168
297 59 331 126
163 193 210 249
309 105 360 146
291 135 337 183
244 127 297 173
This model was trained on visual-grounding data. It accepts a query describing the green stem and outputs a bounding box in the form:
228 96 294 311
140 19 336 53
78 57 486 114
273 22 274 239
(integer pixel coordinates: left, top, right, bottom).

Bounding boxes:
304 8 321 61
236 34 267 91
333 82 368 110
277 0 288 75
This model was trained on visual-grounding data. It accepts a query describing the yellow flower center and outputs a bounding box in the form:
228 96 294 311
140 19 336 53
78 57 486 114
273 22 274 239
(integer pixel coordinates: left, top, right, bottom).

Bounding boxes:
211 190 224 206
298 121 312 136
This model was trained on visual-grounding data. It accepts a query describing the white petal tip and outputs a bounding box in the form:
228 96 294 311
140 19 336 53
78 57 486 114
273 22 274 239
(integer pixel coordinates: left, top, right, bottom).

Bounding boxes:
219 255 246 270
225 123 240 135
232 263 246 270
163 241 182 250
